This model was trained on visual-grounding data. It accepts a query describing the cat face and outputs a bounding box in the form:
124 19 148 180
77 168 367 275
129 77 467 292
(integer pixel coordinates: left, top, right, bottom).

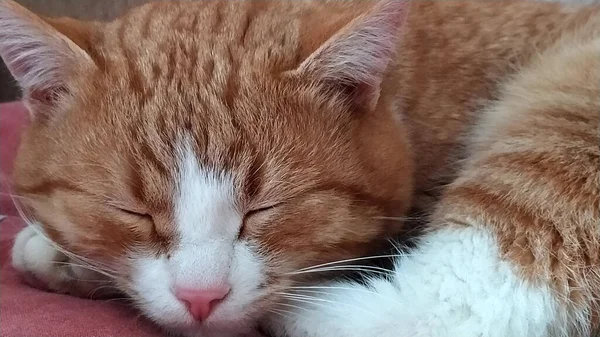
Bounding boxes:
1 0 410 335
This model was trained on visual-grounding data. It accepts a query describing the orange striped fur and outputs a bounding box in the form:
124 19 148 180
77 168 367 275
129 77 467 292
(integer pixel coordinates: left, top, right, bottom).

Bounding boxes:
0 0 598 336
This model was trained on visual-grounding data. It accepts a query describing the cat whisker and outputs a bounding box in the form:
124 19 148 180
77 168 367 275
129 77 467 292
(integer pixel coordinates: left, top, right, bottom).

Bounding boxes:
102 297 134 304
289 286 403 306
268 308 300 321
274 291 321 299
273 301 314 314
289 285 378 295
87 284 119 299
0 192 33 200
287 265 394 277
288 254 403 274
61 257 118 280
277 293 381 320
373 215 423 222
47 244 118 276
50 261 120 277
388 238 404 253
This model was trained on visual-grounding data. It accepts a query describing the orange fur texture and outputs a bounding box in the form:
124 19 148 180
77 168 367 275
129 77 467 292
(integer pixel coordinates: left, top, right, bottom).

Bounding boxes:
0 0 599 335
435 33 600 333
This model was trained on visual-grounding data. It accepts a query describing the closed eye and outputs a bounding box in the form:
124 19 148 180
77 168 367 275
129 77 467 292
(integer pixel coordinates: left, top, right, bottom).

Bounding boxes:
116 207 153 221
239 203 282 239
245 203 280 218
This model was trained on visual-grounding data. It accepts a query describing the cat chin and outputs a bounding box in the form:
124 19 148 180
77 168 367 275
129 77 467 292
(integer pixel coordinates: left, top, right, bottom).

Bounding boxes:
159 322 256 337
140 302 259 337
137 275 279 337
142 295 268 337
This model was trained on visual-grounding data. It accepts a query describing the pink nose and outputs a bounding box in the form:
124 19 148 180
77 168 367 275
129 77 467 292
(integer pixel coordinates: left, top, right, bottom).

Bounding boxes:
175 286 230 321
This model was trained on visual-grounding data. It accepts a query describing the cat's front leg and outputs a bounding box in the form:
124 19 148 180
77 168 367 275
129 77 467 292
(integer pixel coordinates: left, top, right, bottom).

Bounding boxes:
261 225 569 337
11 225 116 298
260 277 409 337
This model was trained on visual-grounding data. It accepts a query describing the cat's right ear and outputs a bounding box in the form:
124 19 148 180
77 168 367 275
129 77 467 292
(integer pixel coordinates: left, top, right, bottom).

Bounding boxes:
0 0 95 118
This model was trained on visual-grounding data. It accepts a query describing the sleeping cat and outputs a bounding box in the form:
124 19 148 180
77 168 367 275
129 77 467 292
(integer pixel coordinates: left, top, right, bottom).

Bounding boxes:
0 0 598 336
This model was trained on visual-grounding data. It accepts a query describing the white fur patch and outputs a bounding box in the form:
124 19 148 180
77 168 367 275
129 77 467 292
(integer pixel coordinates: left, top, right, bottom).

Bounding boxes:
171 143 242 288
11 225 106 297
12 225 65 286
265 225 564 337
130 142 267 333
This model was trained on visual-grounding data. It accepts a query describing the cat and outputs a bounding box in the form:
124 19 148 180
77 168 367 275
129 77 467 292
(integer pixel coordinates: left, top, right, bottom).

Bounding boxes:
0 0 598 336
263 24 600 337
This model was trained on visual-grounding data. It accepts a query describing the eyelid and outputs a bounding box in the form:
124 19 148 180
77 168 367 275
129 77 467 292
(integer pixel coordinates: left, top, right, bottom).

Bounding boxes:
239 202 281 239
248 202 282 214
243 203 282 221
108 202 149 217
119 208 148 217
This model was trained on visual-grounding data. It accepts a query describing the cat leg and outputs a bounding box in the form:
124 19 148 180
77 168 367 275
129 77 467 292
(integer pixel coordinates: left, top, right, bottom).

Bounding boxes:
11 224 115 298
262 278 404 337
262 225 568 337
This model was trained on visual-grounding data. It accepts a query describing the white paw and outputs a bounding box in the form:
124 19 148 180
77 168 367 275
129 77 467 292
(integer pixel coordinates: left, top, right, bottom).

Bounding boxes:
11 225 113 298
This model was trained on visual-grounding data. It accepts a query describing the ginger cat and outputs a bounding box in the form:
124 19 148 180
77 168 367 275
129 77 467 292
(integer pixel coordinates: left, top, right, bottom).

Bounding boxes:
0 0 598 336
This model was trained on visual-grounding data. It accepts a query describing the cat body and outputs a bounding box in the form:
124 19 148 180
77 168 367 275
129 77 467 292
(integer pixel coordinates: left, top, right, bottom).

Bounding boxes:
265 30 600 337
0 0 598 336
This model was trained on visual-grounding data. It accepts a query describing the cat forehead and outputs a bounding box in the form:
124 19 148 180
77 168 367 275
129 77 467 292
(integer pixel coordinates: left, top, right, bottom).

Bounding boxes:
62 1 359 138
97 1 302 80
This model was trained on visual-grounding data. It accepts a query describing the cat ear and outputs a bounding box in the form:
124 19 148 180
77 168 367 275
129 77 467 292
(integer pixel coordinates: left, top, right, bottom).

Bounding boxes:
291 0 409 111
0 0 95 117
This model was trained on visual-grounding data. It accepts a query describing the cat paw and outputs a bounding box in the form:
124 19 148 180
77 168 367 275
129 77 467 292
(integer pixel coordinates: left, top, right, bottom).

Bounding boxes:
11 225 112 298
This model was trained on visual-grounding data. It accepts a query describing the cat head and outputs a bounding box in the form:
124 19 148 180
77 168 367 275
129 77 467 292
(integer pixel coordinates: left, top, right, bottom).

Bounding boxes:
0 0 411 335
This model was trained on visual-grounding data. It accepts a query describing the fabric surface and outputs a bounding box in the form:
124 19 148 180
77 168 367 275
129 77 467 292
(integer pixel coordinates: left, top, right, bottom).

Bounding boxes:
0 102 161 337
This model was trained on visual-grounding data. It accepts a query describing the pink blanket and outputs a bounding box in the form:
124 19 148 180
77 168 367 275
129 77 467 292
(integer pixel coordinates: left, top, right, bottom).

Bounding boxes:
0 102 162 337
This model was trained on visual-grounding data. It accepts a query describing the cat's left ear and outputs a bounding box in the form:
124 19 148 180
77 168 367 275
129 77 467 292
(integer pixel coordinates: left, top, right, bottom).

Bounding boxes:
0 0 96 118
290 0 409 111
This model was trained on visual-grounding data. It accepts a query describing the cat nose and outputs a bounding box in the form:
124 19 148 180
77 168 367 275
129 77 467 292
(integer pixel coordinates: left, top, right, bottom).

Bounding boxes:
175 286 230 321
